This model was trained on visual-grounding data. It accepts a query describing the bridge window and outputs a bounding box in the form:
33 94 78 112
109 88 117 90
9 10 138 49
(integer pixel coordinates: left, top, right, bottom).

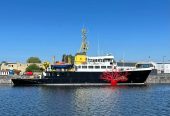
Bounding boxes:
98 59 102 62
93 59 97 62
136 64 153 68
88 59 93 62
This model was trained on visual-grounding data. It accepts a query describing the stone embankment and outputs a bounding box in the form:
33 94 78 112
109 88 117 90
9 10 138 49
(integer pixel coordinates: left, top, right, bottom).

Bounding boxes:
0 76 12 84
146 74 170 84
0 75 27 84
0 73 41 84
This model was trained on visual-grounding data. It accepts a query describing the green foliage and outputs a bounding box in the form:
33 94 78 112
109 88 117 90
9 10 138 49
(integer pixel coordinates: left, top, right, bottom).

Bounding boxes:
43 62 50 70
70 55 75 64
62 54 75 64
0 61 7 67
27 57 41 63
26 64 42 72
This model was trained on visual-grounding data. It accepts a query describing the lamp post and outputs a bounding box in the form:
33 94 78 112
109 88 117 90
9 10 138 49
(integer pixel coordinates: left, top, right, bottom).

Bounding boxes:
148 56 150 62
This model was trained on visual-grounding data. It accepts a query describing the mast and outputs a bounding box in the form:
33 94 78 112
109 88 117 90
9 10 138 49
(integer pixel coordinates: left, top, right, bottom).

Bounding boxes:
79 28 88 54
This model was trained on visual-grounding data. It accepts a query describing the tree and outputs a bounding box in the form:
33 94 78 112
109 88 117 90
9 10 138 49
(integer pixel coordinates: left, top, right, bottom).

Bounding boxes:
62 54 66 62
43 62 50 70
0 61 7 67
1 61 7 64
26 64 42 72
27 57 41 63
62 54 75 64
70 55 75 64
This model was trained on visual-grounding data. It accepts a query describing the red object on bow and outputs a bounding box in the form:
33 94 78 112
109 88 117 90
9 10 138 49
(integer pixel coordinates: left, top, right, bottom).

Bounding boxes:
100 70 129 86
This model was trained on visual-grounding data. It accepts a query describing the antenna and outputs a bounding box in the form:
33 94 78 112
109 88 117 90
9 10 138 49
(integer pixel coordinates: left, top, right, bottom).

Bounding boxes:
79 27 88 54
52 56 55 64
123 53 125 67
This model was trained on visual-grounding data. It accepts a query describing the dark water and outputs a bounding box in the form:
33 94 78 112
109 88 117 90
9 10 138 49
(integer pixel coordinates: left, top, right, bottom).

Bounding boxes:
0 84 170 116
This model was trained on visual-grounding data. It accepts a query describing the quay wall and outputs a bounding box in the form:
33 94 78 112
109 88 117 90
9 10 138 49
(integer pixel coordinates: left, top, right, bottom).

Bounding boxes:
0 76 12 84
146 74 170 84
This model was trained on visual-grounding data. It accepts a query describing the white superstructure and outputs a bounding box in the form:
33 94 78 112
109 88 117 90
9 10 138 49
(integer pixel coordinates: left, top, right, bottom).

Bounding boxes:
75 55 116 72
75 54 152 72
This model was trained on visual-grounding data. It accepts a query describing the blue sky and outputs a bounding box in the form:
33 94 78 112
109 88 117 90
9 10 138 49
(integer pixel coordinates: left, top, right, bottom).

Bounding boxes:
0 0 169 62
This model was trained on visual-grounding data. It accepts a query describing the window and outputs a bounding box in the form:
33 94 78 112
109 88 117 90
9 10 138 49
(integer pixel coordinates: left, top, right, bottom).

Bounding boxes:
104 59 112 62
78 66 81 69
98 59 102 62
88 66 93 69
95 66 100 69
82 66 87 69
93 59 97 62
107 66 112 69
101 66 106 69
88 59 92 62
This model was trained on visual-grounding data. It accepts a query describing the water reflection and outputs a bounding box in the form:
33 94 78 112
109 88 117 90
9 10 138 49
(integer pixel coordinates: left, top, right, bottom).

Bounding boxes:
38 85 149 116
1 84 170 116
73 86 120 115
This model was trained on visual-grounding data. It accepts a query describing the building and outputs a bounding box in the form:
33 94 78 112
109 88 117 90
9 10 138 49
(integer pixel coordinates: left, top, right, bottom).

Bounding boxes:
0 62 43 73
133 61 170 74
156 63 170 74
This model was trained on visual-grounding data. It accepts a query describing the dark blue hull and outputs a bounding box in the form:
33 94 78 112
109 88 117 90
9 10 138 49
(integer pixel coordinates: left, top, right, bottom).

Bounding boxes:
12 70 151 86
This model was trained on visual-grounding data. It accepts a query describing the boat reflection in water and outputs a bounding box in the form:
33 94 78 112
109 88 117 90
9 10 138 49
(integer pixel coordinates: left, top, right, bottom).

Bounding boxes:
35 85 148 115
